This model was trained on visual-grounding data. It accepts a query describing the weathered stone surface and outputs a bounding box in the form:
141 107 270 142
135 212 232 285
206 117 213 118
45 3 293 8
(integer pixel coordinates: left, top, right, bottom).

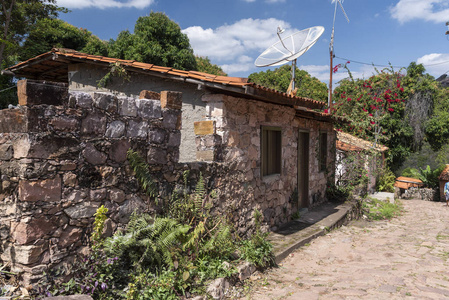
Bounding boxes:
0 144 13 160
58 227 82 248
147 147 166 164
136 99 161 119
28 136 80 159
12 217 58 245
71 92 93 108
161 91 182 109
17 79 67 106
118 97 137 117
63 172 77 187
162 110 181 130
50 117 79 132
139 90 160 100
206 278 230 300
237 262 256 281
116 196 146 223
93 92 117 113
148 128 166 144
64 202 100 219
80 112 106 135
90 188 107 201
168 132 181 147
127 120 148 138
196 150 215 162
0 108 27 133
83 143 107 165
5 244 46 265
109 188 126 203
18 177 61 202
109 139 130 163
12 134 30 158
105 120 125 138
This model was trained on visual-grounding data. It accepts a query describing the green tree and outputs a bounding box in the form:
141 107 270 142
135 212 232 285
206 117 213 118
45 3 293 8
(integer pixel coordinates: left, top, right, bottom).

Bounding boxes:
0 0 65 108
20 18 108 61
195 56 227 76
248 64 328 102
108 12 197 71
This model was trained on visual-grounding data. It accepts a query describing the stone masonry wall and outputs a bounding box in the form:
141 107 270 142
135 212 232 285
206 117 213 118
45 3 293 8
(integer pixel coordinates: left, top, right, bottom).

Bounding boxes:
0 80 183 284
199 94 335 230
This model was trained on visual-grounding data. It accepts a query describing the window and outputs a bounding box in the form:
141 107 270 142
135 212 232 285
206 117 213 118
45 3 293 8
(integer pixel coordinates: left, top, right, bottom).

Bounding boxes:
261 126 282 176
319 132 328 172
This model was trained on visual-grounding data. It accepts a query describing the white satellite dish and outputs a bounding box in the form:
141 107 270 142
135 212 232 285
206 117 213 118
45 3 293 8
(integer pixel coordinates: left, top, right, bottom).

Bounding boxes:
255 26 324 93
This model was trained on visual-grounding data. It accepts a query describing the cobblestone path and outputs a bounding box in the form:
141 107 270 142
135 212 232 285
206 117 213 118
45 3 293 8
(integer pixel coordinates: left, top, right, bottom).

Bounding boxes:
244 199 449 299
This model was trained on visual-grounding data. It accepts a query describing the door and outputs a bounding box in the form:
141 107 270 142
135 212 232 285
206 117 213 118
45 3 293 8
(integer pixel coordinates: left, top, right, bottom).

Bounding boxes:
298 131 310 208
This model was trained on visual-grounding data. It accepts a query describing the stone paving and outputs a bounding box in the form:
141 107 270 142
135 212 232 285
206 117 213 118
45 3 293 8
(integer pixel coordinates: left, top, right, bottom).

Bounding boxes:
244 199 449 299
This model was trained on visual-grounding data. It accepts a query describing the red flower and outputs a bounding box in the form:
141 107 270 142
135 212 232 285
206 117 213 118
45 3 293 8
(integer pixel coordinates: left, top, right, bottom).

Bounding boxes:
369 113 373 117
370 121 375 125
324 109 329 113
347 97 352 101
388 108 394 112
400 87 404 92
362 108 367 112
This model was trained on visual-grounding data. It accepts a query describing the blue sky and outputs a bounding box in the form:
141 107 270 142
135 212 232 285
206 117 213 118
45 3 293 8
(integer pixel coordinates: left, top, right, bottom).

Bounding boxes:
57 0 449 84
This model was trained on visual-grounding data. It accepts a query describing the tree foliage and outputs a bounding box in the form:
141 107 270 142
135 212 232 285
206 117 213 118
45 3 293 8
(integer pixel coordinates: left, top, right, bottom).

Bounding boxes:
332 62 449 172
195 56 227 76
20 18 108 61
248 64 328 102
108 12 197 71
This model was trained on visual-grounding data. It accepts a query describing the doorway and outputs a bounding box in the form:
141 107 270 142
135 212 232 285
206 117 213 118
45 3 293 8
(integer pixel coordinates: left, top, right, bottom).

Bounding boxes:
298 131 310 208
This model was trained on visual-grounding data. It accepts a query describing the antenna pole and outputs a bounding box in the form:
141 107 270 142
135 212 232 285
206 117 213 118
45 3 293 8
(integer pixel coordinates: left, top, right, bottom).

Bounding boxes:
329 51 333 111
292 59 296 91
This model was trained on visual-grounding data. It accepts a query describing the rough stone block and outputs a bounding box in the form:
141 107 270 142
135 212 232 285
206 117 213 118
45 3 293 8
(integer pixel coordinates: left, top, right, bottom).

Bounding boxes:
162 110 181 130
109 139 130 163
17 79 67 106
18 177 61 202
83 143 107 165
58 227 82 248
127 120 148 138
148 128 166 144
105 120 126 138
0 108 27 133
64 202 100 219
70 92 93 108
139 90 160 100
0 144 13 160
196 150 215 162
80 112 107 135
28 136 80 159
5 244 46 265
136 99 161 119
93 92 118 113
194 121 215 136
161 91 182 109
147 147 167 164
50 117 79 132
168 132 181 147
12 217 58 245
118 96 137 117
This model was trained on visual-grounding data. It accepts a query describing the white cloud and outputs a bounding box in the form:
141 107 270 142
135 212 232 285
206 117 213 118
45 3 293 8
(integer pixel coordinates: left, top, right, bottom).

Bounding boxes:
417 53 449 77
183 18 295 73
390 0 449 24
56 0 154 9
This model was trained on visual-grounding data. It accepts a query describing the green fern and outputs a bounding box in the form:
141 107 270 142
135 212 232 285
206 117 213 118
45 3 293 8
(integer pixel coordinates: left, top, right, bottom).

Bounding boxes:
127 149 158 199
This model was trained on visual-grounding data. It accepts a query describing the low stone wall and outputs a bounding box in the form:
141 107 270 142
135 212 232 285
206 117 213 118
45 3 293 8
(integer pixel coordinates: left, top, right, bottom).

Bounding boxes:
396 187 438 201
0 81 184 283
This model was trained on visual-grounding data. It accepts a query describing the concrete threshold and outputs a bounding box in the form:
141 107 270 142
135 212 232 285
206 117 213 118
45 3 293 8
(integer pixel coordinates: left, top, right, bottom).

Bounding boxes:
268 201 356 264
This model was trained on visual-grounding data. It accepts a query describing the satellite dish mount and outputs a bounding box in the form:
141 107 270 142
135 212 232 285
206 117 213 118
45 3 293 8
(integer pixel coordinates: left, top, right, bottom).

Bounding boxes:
255 26 325 96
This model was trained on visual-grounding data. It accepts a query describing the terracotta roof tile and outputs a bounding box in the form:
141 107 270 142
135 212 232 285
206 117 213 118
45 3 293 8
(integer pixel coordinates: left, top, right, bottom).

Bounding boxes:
336 130 388 152
5 48 326 109
439 165 449 181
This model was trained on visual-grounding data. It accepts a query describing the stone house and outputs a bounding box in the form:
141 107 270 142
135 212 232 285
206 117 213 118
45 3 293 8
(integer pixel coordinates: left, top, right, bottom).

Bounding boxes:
336 130 388 194
1 48 336 282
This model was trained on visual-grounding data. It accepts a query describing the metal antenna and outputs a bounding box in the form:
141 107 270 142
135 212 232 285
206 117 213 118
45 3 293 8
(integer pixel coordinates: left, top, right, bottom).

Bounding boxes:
329 0 350 110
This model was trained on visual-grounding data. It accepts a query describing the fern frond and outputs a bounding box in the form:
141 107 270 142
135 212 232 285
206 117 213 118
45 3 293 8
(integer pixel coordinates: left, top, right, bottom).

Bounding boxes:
127 149 158 199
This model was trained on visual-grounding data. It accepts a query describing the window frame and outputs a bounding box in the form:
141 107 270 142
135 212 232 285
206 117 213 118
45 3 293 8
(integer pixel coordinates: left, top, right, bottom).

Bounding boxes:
261 126 282 177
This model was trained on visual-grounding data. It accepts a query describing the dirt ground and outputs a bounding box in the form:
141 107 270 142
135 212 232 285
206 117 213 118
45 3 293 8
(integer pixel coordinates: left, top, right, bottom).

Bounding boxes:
242 199 449 299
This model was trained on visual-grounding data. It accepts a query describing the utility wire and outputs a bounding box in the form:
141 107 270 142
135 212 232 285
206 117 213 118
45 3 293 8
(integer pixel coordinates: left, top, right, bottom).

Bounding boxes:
0 85 16 93
334 55 449 69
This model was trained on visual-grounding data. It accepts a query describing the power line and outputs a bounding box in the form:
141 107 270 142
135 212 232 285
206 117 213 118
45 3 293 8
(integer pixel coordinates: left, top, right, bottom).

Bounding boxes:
0 85 16 93
334 55 449 69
